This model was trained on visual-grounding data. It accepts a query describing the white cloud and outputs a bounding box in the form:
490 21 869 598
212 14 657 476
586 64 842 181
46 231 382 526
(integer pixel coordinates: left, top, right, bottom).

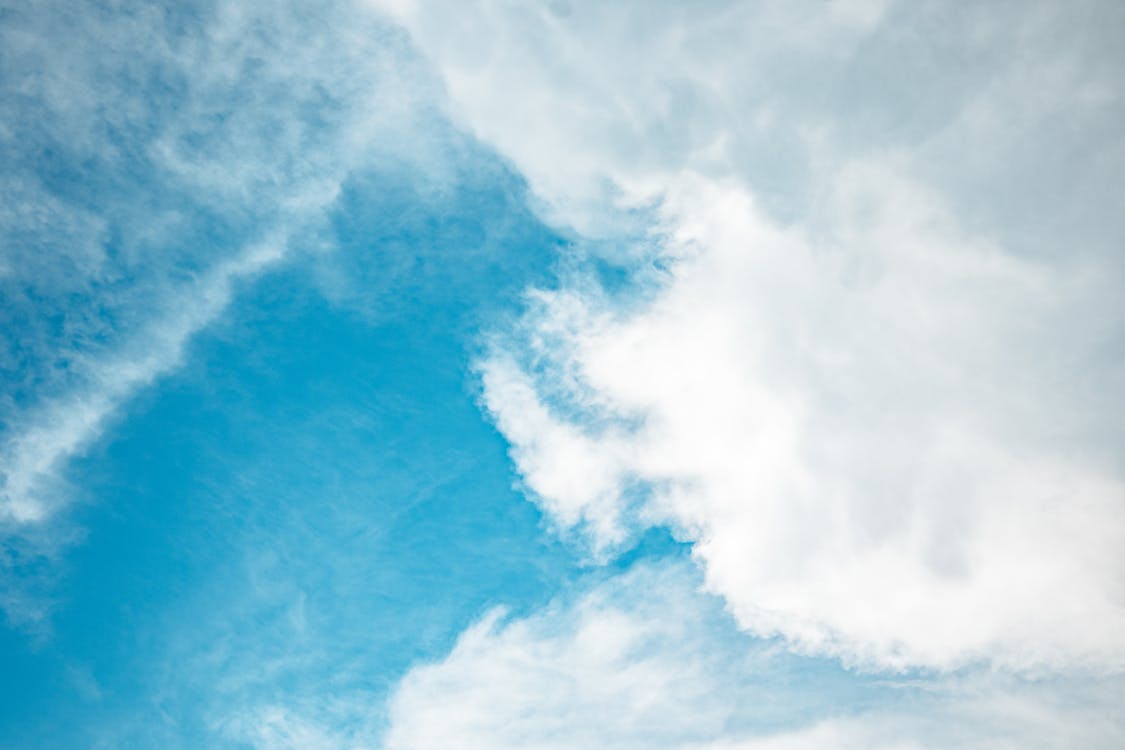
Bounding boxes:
376 0 895 234
0 240 284 524
384 562 1125 750
386 0 1125 671
385 565 745 750
479 171 1125 672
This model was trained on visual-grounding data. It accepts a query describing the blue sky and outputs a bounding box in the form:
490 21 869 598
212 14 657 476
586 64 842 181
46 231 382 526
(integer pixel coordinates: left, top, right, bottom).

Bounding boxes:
3 1 1125 748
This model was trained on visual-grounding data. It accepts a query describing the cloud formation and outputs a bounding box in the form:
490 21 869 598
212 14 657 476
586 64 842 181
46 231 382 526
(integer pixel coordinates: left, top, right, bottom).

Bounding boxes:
385 0 1125 671
479 169 1125 671
5 0 1124 745
384 562 1125 749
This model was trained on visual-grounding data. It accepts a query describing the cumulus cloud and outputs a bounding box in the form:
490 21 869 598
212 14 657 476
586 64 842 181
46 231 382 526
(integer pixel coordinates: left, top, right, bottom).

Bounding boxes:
384 562 1125 750
385 0 1125 671
480 170 1125 671
385 565 750 750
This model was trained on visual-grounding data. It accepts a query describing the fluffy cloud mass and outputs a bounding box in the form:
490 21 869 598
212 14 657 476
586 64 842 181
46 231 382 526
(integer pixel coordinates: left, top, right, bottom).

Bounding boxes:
480 170 1125 671
383 0 1125 671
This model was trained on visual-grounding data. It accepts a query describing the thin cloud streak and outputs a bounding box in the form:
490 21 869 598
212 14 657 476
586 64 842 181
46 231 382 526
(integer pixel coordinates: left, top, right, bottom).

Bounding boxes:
0 239 287 523
0 0 439 526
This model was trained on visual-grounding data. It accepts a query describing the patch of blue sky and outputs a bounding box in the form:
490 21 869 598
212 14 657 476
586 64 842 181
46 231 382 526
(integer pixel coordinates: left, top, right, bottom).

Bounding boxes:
0 0 602 743
0 143 586 746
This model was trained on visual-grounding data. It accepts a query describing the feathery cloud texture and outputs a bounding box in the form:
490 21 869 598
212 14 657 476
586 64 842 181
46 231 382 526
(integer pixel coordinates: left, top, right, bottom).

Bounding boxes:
0 0 436 528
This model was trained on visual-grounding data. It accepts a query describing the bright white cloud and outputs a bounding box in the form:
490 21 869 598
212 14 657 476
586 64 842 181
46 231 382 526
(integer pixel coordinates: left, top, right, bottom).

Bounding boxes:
385 565 747 750
479 170 1125 672
384 562 1125 750
385 0 1125 671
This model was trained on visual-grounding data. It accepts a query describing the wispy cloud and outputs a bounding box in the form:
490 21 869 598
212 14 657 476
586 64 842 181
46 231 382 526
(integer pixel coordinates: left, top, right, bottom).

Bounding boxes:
0 0 444 628
1 239 285 524
0 0 437 523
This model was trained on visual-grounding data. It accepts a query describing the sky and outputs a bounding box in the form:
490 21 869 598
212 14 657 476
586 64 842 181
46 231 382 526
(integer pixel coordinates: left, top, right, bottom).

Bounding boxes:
1 0 1123 747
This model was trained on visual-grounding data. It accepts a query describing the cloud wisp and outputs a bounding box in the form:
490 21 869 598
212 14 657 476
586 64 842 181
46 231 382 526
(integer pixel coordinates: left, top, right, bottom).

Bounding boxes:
0 0 438 528
0 241 287 524
0 0 454 638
